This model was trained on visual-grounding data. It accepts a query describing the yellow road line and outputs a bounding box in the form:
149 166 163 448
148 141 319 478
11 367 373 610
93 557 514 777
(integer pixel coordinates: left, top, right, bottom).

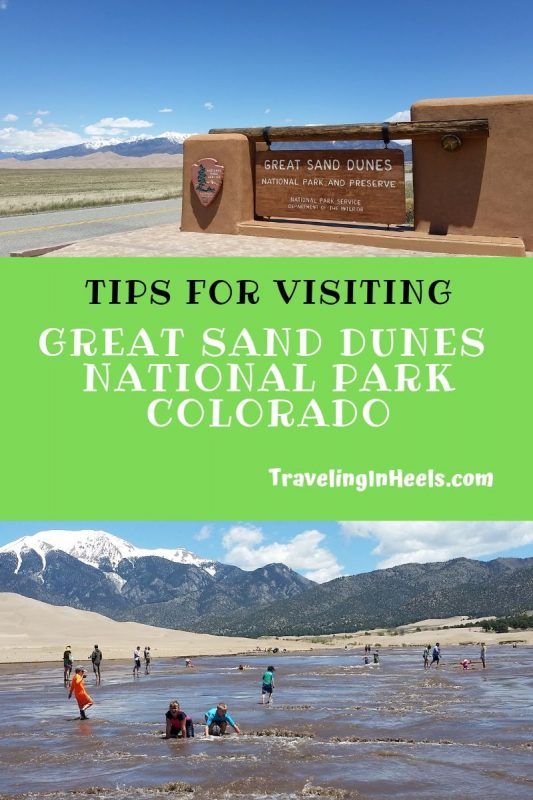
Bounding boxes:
0 206 177 237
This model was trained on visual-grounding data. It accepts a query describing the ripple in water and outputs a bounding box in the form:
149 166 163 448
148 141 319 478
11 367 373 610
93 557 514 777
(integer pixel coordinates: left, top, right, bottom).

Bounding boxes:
1 648 532 799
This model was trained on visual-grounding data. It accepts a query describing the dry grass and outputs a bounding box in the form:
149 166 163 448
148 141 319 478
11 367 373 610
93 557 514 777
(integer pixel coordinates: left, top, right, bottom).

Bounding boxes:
0 168 183 216
404 165 414 225
0 164 413 223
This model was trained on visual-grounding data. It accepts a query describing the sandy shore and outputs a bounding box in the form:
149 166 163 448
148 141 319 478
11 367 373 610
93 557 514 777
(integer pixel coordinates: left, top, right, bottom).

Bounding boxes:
1 593 531 663
291 616 533 649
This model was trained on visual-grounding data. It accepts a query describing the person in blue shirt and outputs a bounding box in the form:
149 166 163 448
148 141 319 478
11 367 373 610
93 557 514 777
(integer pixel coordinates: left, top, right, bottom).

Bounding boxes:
204 703 241 736
431 643 441 667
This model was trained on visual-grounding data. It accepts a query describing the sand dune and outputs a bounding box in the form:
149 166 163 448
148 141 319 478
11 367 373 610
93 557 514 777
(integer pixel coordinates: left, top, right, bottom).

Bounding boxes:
0 152 183 169
0 593 297 663
396 615 495 630
1 593 531 663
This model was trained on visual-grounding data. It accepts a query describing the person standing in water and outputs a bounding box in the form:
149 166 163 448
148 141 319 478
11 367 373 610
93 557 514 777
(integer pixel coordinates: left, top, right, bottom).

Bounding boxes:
133 646 142 677
63 646 73 686
144 646 151 674
480 642 487 669
373 650 380 665
261 666 275 704
423 645 431 670
68 667 93 719
431 643 441 668
90 645 103 684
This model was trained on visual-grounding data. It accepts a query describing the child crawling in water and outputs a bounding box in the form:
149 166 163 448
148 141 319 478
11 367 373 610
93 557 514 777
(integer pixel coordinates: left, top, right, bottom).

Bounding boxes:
204 703 241 736
68 667 93 719
164 700 194 738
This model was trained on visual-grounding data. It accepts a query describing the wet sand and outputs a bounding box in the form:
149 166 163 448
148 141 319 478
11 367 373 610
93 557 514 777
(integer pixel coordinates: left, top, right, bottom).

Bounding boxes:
1 647 531 800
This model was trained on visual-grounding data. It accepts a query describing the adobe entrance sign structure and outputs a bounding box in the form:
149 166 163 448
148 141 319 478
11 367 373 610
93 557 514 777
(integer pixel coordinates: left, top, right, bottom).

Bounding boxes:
181 95 533 256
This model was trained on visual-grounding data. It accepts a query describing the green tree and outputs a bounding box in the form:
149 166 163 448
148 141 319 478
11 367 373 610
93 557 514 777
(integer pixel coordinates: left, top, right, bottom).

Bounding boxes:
196 164 207 191
493 621 510 633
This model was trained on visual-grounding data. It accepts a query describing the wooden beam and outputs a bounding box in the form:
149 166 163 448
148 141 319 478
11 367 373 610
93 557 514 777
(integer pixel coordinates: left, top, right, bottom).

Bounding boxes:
209 119 489 142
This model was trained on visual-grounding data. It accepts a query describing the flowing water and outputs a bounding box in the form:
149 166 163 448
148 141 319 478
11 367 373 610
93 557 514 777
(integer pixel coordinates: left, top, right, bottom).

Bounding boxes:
1 647 532 800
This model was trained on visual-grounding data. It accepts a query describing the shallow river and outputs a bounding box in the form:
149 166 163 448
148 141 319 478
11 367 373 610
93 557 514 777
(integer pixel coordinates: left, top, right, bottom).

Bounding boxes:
1 646 531 800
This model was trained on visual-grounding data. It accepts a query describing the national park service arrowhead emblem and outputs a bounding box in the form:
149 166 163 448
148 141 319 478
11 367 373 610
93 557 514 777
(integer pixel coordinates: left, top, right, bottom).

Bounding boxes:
191 157 224 206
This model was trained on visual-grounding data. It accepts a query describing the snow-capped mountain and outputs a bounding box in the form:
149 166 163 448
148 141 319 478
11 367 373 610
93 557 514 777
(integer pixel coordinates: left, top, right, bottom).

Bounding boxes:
0 529 216 574
82 135 153 151
0 132 194 160
0 529 313 632
0 131 412 161
80 131 191 152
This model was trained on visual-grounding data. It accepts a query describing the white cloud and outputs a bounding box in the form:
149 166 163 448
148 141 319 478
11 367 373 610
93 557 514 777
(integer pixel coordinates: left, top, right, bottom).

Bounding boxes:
222 525 264 549
0 125 84 153
264 108 271 114
387 109 410 123
222 525 343 583
194 525 212 542
158 108 173 113
33 117 43 127
0 1 8 10
204 102 214 111
340 521 533 568
2 113 17 122
35 109 50 116
104 116 153 128
84 117 154 137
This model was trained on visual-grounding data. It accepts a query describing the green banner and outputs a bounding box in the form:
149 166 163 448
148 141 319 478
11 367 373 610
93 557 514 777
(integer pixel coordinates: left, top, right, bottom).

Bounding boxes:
0 256 531 519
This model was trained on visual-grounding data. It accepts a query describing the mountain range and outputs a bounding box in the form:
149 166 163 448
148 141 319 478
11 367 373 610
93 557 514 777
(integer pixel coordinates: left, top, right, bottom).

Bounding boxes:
199 557 533 637
0 132 190 160
0 530 312 629
0 132 412 162
1 530 530 636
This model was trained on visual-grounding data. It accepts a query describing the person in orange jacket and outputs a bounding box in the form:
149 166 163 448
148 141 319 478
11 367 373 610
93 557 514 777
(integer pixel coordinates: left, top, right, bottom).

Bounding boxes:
68 667 94 719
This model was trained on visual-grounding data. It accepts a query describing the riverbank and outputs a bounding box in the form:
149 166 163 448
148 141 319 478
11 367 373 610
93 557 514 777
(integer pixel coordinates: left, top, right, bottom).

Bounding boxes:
1 593 531 664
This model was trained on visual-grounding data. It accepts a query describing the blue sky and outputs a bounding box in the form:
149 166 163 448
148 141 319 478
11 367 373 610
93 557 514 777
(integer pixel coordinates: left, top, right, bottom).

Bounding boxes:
0 521 531 582
1 0 533 152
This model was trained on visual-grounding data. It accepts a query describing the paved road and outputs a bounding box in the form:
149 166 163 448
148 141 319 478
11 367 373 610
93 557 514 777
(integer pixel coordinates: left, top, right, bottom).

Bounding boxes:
0 198 182 256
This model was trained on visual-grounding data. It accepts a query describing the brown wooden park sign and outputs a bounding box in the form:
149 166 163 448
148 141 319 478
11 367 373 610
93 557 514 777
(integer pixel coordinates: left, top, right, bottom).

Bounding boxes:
180 96 533 256
255 149 405 224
